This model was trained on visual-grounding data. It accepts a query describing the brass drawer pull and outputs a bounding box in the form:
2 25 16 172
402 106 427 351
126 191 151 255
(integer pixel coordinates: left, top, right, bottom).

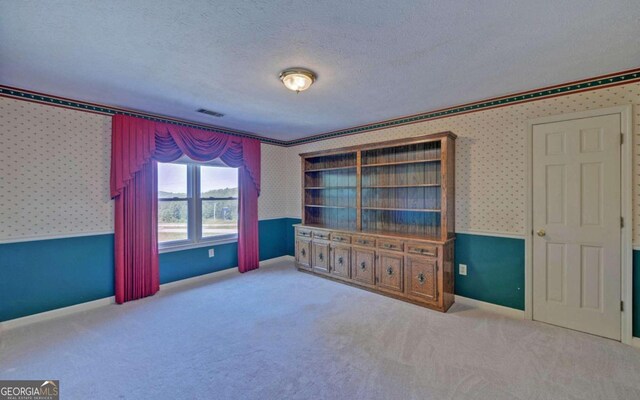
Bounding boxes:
316 234 328 239
410 248 435 255
360 261 366 271
417 272 426 285
386 266 394 276
382 243 398 250
334 236 345 241
356 240 370 245
299 231 310 237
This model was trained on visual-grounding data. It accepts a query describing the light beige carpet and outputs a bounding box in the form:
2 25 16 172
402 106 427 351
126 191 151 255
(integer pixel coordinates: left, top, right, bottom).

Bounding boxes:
1 258 639 399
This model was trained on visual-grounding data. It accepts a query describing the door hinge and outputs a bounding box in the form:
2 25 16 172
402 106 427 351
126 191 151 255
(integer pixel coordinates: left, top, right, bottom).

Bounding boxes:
621 217 624 228
620 133 624 145
621 301 624 312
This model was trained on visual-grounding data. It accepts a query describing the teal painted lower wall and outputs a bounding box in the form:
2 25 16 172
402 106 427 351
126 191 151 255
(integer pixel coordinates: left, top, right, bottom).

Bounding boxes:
0 234 115 322
2 221 639 339
0 218 295 322
454 233 525 310
634 250 640 337
285 218 302 256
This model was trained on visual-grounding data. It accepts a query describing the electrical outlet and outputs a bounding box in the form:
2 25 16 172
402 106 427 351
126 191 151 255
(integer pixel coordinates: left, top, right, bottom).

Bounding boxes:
459 264 467 276
208 248 215 258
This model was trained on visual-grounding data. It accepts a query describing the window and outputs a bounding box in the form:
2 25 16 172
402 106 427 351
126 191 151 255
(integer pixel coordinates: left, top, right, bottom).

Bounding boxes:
200 165 238 239
158 163 189 243
158 162 238 249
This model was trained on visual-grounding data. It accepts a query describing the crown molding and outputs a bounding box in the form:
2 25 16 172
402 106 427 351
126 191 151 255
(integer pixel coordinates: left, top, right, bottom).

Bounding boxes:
2 67 639 147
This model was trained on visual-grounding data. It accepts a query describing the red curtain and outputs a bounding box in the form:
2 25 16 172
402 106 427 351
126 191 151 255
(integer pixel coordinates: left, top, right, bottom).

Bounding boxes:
110 115 261 304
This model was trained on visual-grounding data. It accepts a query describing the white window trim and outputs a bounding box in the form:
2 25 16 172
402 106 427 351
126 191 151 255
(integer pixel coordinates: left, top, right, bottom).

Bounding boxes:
158 163 239 252
158 235 238 254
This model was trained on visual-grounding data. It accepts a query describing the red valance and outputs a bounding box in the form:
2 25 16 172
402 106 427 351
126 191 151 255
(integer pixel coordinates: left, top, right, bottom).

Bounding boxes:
110 115 260 199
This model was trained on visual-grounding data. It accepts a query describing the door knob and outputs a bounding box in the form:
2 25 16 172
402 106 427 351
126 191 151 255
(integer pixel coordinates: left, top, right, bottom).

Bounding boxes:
536 229 546 237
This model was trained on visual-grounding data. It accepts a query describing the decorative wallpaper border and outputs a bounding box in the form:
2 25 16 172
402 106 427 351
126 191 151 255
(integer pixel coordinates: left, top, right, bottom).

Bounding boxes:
285 68 640 145
0 86 285 145
2 68 639 147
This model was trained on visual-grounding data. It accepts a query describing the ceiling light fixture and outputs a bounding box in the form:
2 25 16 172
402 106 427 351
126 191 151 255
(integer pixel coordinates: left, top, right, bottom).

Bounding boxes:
279 68 316 93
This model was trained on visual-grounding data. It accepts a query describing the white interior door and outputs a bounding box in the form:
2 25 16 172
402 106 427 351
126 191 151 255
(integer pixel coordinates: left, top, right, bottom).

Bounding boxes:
532 114 621 340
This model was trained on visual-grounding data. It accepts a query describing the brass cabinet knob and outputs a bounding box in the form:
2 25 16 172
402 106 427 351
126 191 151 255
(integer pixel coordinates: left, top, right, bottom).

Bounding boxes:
301 248 306 256
386 266 394 276
417 272 426 285
537 229 546 237
360 261 366 270
338 256 343 265
319 252 324 261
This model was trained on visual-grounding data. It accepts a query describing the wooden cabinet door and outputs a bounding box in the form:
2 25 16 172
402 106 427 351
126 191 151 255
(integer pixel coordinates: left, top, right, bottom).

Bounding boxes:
405 255 438 302
352 248 375 285
312 241 330 273
296 238 312 269
377 251 403 293
330 245 350 278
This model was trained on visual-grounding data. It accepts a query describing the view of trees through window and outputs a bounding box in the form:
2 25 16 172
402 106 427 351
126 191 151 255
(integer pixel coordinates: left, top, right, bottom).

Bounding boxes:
200 165 238 238
157 162 238 244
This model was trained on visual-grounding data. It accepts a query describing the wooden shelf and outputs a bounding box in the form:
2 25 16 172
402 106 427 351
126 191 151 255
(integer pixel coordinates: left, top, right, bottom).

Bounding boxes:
305 165 357 172
362 184 440 188
305 186 356 189
362 207 441 212
362 158 440 168
358 229 443 242
298 223 446 243
305 204 355 209
300 132 454 241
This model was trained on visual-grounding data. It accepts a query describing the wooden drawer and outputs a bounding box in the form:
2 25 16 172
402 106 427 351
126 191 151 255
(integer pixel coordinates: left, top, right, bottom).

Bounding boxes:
351 247 375 285
377 238 403 252
406 242 438 257
313 230 330 241
297 228 312 238
331 233 351 244
330 245 350 279
405 255 438 302
312 241 330 273
377 251 403 293
295 238 312 269
352 235 375 248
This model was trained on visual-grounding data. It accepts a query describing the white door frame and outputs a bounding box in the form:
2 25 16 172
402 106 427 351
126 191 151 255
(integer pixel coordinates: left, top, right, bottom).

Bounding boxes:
525 105 633 345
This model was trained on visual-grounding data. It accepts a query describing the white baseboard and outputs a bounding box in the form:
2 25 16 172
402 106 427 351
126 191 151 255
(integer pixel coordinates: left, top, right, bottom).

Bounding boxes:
159 255 293 292
0 296 116 332
0 255 295 332
454 295 525 319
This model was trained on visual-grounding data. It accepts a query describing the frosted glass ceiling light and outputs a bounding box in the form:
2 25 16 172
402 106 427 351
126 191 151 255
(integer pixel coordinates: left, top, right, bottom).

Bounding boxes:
279 68 316 93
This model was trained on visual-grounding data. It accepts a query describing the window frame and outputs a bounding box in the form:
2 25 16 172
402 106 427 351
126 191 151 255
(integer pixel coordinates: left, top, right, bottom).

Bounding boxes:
158 163 239 253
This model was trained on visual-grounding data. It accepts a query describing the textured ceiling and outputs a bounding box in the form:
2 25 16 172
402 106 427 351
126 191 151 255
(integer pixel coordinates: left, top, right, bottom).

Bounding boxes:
1 0 639 141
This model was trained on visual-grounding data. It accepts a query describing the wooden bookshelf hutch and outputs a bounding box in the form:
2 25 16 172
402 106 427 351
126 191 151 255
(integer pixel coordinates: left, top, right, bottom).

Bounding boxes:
294 132 456 312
